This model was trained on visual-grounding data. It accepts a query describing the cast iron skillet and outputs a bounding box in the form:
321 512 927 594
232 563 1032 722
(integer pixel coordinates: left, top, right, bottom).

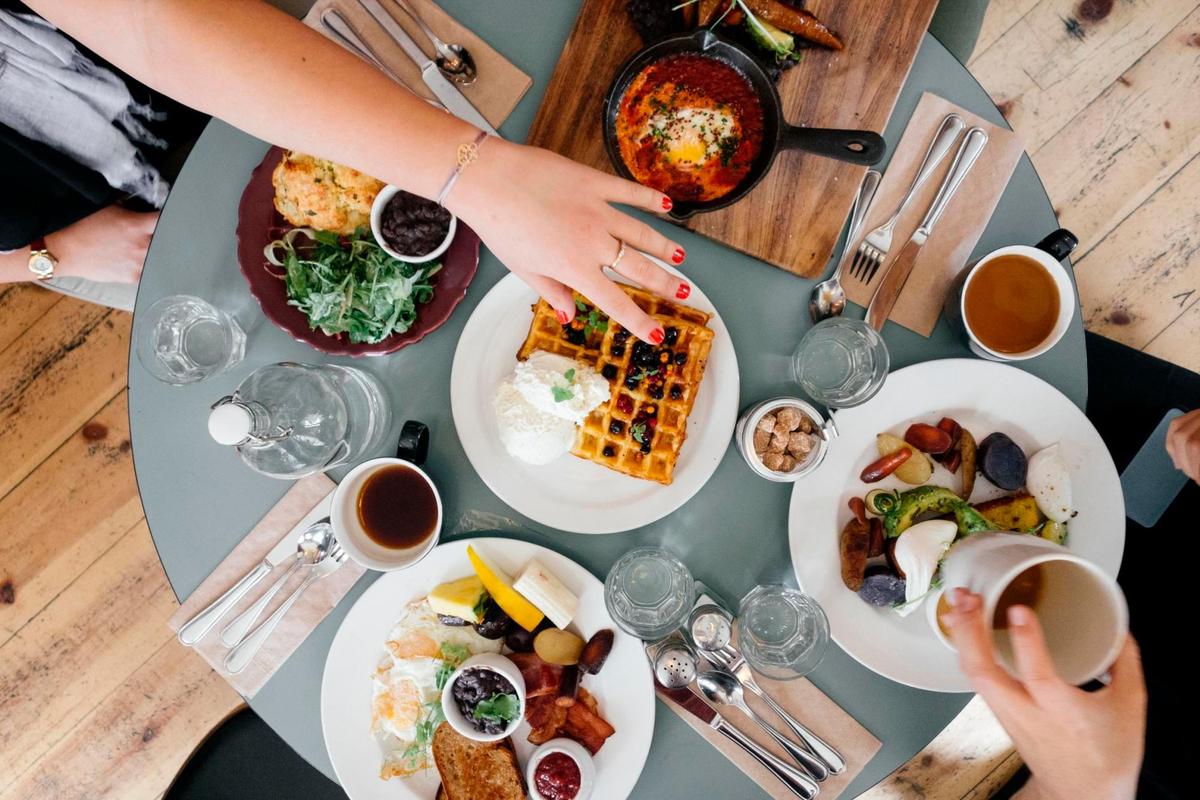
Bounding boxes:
603 29 887 220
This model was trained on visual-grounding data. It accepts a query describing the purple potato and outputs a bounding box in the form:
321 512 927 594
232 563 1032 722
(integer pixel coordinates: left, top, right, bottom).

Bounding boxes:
978 433 1028 491
858 569 907 607
472 600 514 640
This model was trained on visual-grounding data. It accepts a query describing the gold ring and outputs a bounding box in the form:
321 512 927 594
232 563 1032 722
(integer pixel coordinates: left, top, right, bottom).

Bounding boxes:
607 240 627 271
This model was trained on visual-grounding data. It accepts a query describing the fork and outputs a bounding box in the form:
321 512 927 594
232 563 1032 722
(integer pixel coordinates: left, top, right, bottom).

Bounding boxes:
851 113 965 283
223 542 349 674
705 643 847 775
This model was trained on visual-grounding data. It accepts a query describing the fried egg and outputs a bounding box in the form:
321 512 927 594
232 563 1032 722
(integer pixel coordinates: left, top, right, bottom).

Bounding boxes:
646 106 737 168
372 599 501 779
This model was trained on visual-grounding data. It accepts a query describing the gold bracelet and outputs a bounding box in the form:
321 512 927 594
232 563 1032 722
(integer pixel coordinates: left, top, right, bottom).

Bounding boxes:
436 130 489 206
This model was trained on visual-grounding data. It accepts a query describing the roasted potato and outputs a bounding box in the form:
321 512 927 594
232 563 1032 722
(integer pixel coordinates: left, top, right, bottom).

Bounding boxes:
877 433 933 485
975 492 1041 531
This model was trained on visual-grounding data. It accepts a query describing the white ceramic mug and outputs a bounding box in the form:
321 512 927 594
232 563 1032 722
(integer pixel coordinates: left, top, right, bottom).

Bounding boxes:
941 532 1127 685
330 457 442 571
945 229 1078 361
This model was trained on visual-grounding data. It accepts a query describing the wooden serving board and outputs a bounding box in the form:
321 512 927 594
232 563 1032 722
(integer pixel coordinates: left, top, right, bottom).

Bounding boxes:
526 0 941 278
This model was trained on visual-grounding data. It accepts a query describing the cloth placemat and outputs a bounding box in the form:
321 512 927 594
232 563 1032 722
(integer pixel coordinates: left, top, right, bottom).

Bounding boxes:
168 475 364 698
843 92 1025 336
654 651 881 799
304 0 531 130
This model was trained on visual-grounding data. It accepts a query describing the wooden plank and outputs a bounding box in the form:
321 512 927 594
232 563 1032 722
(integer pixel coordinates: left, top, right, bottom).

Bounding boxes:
1144 297 1200 372
1 641 241 800
525 0 939 277
1075 151 1200 349
860 696 1015 800
0 522 178 786
1033 11 1200 256
970 0 1040 62
0 285 62 356
968 0 1195 150
0 391 144 644
0 298 129 498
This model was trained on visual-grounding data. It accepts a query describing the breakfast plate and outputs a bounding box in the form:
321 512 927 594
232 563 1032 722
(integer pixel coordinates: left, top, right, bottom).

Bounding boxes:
450 260 739 534
236 146 480 357
788 359 1125 693
322 536 654 800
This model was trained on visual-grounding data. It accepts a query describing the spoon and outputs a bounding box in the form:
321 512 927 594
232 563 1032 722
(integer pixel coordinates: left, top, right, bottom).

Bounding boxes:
809 169 882 323
697 669 831 781
219 519 332 647
692 605 847 775
390 0 478 84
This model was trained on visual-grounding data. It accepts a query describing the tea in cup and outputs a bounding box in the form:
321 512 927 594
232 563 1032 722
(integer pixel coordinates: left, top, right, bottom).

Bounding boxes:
331 457 442 571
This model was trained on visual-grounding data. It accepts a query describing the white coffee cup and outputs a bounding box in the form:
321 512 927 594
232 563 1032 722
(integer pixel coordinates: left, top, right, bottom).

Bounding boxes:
941 532 1127 685
945 230 1078 361
331 457 442 571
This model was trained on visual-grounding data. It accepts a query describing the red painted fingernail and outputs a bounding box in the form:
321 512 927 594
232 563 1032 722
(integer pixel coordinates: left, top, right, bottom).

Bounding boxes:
676 282 691 299
649 328 664 345
556 310 569 324
662 196 673 211
672 248 685 264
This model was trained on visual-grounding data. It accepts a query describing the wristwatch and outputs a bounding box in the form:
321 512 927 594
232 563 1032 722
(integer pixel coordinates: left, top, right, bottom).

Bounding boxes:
27 237 57 280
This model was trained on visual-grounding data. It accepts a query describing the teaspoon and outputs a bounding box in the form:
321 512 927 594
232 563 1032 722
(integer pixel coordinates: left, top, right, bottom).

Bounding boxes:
697 669 830 781
809 169 881 323
390 0 478 84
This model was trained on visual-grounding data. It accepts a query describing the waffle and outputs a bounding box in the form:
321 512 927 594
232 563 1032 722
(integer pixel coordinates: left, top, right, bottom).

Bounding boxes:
516 285 714 484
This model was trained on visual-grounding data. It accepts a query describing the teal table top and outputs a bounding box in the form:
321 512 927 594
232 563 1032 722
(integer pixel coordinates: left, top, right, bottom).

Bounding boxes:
132 2 1084 796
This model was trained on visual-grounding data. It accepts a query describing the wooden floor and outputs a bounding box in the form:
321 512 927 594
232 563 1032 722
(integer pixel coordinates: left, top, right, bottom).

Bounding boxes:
0 2 1196 799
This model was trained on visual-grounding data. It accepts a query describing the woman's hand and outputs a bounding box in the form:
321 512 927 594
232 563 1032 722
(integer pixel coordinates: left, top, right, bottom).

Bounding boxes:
1166 408 1200 484
943 589 1145 800
449 139 690 344
46 205 158 284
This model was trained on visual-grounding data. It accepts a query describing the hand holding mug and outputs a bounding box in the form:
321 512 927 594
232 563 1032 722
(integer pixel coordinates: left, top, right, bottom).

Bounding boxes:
944 588 1145 800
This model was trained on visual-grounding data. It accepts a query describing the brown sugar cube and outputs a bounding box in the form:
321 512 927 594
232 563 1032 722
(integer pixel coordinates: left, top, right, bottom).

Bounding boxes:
761 452 785 471
767 433 788 454
779 455 798 472
799 415 814 434
788 432 813 458
775 406 802 432
756 414 777 434
753 429 771 454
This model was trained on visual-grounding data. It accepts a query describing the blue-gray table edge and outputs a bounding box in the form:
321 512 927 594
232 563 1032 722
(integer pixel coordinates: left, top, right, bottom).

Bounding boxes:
129 3 1086 797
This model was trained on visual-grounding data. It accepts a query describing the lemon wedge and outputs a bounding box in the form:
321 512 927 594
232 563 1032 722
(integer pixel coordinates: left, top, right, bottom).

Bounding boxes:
467 545 545 632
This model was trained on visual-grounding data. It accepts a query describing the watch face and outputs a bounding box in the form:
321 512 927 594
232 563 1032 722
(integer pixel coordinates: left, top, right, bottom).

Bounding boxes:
29 254 55 278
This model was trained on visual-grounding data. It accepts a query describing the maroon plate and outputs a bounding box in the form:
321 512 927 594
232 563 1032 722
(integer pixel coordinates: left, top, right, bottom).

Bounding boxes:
236 146 480 357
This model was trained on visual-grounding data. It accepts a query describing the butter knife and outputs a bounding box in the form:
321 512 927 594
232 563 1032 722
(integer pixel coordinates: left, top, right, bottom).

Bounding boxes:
865 126 989 331
657 685 820 799
354 0 498 136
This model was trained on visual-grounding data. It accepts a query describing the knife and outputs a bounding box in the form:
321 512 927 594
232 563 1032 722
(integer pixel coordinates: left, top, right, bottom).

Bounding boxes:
865 126 989 331
177 495 333 646
355 0 498 136
657 685 820 799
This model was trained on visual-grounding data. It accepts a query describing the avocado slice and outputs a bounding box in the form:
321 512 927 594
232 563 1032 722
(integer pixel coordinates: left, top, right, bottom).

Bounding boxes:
883 486 994 538
745 16 798 61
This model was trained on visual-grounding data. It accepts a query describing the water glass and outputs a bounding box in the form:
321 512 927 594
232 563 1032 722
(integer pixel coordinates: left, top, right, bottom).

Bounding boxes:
135 294 245 385
604 547 695 641
792 318 888 408
735 585 829 680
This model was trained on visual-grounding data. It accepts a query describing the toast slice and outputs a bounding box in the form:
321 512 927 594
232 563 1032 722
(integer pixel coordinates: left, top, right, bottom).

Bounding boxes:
431 722 525 800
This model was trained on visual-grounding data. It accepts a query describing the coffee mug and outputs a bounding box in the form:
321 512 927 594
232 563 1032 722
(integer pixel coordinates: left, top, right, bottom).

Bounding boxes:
945 229 1078 361
331 456 442 571
941 532 1127 685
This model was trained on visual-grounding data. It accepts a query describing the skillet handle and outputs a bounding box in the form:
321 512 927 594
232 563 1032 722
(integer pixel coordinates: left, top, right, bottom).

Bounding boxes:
779 126 886 166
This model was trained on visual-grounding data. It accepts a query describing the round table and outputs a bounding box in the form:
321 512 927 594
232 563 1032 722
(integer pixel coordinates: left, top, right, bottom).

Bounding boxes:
131 4 1086 797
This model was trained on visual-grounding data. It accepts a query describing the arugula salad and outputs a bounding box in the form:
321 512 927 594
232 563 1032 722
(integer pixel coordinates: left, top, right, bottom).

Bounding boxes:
265 227 440 345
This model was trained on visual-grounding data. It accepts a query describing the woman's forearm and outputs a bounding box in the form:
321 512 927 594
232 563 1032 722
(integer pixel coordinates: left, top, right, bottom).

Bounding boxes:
24 0 478 200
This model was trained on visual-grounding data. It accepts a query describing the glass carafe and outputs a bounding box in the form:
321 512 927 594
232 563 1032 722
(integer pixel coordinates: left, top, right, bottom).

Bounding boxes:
208 362 392 479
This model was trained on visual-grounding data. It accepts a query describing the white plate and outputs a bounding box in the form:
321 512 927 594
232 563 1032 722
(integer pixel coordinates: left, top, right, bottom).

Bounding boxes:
321 537 655 800
788 359 1125 693
451 261 739 534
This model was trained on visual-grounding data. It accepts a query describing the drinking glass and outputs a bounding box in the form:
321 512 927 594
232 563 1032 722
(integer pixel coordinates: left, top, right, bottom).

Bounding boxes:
791 318 888 408
604 547 695 640
735 584 829 680
135 295 245 385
